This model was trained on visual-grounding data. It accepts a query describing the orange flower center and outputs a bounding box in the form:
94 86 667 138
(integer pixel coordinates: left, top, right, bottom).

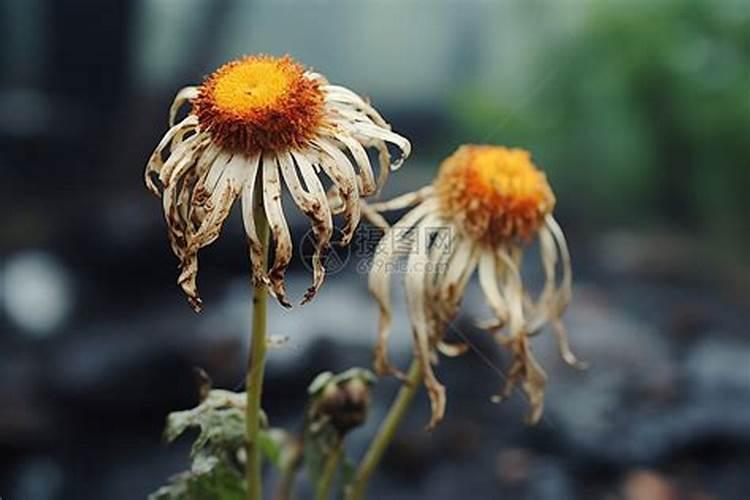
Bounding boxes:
193 55 325 153
434 145 555 245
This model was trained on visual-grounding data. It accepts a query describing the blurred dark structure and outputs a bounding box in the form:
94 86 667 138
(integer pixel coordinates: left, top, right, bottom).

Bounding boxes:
1 1 748 499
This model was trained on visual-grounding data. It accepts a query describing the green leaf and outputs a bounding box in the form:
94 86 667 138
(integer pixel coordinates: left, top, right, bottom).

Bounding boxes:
149 455 245 500
163 389 252 458
152 389 250 500
153 387 301 499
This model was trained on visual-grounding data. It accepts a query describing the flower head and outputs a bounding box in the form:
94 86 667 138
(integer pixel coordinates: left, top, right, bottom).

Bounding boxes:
434 145 555 245
367 145 581 428
145 54 410 311
193 56 324 153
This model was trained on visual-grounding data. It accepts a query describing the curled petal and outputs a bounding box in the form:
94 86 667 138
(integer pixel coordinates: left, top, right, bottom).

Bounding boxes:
295 153 335 303
367 201 436 377
240 152 272 291
552 319 586 369
525 226 558 334
367 186 434 213
144 115 199 195
373 140 391 194
280 150 333 303
175 154 247 310
497 335 548 425
434 237 478 324
336 120 411 171
325 185 346 215
314 139 360 245
324 94 410 176
159 134 208 190
478 249 509 330
531 218 583 368
160 145 223 265
493 246 549 423
169 86 199 127
368 231 402 379
325 85 391 136
323 85 389 127
304 71 327 84
496 248 525 336
334 133 377 196
422 221 455 341
546 214 573 313
360 200 390 232
186 143 223 218
262 154 293 308
326 101 384 129
436 340 469 357
201 150 234 197
404 230 446 429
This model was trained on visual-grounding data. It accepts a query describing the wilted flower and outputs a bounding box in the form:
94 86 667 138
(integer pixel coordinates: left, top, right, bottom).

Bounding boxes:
368 145 581 428
145 55 410 310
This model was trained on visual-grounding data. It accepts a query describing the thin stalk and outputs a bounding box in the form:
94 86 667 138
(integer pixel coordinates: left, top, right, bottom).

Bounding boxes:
347 360 422 500
247 181 270 500
316 442 344 500
273 437 304 500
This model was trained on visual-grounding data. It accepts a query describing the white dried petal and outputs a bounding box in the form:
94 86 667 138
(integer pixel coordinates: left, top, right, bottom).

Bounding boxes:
367 200 435 377
367 186 434 213
313 139 360 245
478 249 508 327
436 340 469 357
335 120 411 171
240 152 271 291
333 133 376 195
169 86 199 127
500 336 548 425
177 154 247 310
144 115 198 194
360 200 390 232
434 237 477 324
279 150 332 303
404 230 446 429
262 154 293 308
159 134 208 189
546 214 572 312
323 85 389 126
496 248 525 336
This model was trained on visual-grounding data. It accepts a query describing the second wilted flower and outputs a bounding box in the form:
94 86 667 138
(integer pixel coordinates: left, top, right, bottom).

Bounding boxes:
368 145 582 428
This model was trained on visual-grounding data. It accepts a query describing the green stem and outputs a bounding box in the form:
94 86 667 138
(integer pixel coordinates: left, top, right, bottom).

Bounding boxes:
347 360 422 500
247 184 270 500
316 442 344 500
273 437 304 500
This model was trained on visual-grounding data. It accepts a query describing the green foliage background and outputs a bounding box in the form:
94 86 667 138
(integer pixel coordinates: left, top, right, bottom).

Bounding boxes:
448 0 749 252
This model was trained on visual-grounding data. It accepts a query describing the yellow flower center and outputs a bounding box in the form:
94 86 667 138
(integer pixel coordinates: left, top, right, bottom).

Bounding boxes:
434 145 555 245
193 55 325 153
212 59 294 112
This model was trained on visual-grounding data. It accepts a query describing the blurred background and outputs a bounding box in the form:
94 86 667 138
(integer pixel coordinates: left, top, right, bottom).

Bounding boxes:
1 0 749 499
